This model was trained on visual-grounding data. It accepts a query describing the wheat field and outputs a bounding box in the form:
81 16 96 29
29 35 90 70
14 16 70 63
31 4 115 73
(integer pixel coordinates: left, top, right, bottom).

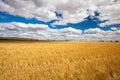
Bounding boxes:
0 42 120 80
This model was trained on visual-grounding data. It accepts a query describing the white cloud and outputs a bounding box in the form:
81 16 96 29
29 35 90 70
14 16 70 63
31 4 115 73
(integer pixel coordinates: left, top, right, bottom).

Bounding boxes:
0 22 82 40
0 0 119 26
99 20 120 27
111 27 120 31
0 22 120 41
60 27 82 35
84 28 102 34
84 28 120 41
97 2 120 27
53 11 89 25
0 0 57 21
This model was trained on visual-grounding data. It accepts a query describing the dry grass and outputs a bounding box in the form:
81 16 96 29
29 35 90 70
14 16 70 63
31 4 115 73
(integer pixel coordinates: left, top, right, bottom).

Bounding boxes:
0 42 120 80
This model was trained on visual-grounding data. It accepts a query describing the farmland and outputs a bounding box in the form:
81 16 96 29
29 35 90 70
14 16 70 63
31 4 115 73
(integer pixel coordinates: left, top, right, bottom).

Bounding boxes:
0 41 120 80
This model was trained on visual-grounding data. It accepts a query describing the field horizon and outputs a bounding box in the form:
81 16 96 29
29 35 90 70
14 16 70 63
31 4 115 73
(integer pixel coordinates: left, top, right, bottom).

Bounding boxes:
0 37 119 42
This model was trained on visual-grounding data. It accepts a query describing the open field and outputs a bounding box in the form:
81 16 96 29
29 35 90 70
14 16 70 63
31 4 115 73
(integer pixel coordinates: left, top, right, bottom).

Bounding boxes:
0 42 120 80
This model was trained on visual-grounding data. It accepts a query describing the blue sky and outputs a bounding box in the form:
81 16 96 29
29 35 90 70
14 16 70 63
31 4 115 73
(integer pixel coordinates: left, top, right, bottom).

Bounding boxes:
0 0 120 41
0 11 115 30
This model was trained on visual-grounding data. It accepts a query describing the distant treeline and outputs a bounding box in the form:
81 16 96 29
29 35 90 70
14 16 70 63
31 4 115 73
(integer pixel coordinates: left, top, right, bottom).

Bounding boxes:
0 37 52 42
0 37 119 42
99 40 119 42
0 37 39 41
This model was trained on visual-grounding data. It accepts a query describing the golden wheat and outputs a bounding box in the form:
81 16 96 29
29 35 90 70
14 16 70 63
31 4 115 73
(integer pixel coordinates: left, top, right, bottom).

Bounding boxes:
0 42 120 80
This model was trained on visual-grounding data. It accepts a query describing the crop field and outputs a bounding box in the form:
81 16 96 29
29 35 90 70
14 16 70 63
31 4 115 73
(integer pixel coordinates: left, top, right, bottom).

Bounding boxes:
0 42 120 80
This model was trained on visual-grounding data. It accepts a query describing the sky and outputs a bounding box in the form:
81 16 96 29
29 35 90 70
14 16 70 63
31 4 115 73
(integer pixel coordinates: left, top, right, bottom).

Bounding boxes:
0 0 120 41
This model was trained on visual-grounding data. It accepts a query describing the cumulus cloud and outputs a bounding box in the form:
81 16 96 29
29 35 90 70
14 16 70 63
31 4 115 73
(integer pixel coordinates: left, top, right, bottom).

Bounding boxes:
0 0 57 21
99 20 120 27
98 3 120 27
111 27 120 31
0 22 120 41
0 0 119 26
84 28 120 41
0 22 82 40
